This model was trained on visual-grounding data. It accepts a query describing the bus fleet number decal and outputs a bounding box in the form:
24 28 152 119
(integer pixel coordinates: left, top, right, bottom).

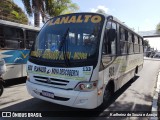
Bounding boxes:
109 67 114 77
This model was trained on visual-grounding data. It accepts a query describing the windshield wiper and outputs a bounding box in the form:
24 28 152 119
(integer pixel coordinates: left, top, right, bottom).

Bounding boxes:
59 28 69 51
58 28 70 67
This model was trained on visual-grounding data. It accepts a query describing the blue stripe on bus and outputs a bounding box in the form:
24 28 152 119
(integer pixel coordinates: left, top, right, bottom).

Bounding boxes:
1 50 30 64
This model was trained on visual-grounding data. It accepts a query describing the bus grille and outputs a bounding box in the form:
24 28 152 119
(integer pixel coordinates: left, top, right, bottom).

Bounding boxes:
33 76 69 86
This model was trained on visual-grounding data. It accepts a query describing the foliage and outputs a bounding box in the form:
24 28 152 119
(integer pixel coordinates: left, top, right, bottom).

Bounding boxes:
21 0 79 27
45 0 79 16
0 0 28 24
156 22 160 33
143 40 150 47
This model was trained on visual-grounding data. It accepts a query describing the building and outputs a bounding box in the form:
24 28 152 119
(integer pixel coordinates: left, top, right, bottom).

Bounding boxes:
139 30 160 57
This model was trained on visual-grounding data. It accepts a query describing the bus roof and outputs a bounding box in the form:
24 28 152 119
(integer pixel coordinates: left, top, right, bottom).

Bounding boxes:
96 12 143 38
55 12 142 38
48 12 142 38
0 19 41 31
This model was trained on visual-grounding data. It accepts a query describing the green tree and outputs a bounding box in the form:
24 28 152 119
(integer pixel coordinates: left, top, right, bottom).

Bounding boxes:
0 0 28 24
22 0 79 27
143 40 150 47
156 22 160 33
45 0 79 16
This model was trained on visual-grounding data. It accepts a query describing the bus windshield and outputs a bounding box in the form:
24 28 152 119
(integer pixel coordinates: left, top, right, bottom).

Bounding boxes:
30 13 104 67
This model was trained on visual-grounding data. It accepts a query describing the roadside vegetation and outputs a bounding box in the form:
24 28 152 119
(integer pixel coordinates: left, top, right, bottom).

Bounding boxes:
156 23 160 33
0 0 79 27
0 0 28 24
22 0 79 27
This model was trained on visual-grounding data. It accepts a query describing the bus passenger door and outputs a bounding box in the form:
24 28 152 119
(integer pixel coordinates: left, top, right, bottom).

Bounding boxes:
101 21 117 84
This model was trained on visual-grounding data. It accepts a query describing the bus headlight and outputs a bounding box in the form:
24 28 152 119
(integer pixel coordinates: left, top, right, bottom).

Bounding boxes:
74 81 98 92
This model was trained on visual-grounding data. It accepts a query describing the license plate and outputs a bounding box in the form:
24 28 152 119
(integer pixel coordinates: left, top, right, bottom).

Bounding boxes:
41 91 54 99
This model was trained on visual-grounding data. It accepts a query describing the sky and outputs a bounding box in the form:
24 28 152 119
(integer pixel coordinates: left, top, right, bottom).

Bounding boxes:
13 0 160 50
13 0 160 32
72 0 160 32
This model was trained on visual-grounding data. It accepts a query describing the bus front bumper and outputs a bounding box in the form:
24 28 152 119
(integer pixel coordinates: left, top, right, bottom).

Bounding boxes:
26 81 98 109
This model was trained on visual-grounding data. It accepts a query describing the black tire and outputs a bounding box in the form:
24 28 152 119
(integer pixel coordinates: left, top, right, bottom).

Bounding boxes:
100 87 112 108
0 83 4 96
133 67 138 80
135 66 138 74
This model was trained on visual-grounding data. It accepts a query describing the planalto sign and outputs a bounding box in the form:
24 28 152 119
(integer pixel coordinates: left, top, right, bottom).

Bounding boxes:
30 50 88 60
48 14 102 25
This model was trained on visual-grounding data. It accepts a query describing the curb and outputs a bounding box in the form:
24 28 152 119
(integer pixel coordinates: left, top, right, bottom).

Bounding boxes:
144 57 160 61
150 71 160 120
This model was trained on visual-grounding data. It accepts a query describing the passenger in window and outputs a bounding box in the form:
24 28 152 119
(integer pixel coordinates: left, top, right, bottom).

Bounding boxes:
107 29 116 55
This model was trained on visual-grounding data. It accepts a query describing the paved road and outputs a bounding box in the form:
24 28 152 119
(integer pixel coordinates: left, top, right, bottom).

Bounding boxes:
0 59 160 120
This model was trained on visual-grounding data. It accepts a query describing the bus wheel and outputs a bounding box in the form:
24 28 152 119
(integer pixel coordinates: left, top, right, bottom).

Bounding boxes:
133 66 138 80
0 84 4 96
101 87 113 108
135 66 138 74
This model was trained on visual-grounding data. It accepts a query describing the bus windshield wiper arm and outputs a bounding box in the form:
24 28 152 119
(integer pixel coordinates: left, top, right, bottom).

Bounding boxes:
58 28 70 67
64 35 71 67
59 28 69 51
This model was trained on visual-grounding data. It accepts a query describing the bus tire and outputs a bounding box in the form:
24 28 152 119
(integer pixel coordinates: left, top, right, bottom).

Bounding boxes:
0 83 4 96
100 83 114 108
135 66 138 74
133 66 138 80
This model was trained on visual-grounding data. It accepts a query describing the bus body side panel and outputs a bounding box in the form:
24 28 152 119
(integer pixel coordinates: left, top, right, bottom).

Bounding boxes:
23 64 27 77
103 54 143 92
0 50 30 80
118 53 143 89
97 70 104 106
101 53 143 94
2 64 23 80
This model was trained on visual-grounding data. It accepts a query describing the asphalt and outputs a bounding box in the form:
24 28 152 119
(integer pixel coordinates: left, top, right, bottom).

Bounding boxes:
0 58 160 120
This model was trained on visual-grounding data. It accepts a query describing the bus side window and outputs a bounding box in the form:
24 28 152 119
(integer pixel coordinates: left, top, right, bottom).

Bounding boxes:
103 21 117 55
17 28 24 48
139 38 143 53
26 30 38 49
3 26 23 49
134 36 140 53
0 25 5 48
128 32 133 54
119 27 127 54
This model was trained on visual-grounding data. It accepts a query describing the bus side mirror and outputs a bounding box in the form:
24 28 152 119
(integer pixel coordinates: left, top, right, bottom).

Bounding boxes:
107 29 116 41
